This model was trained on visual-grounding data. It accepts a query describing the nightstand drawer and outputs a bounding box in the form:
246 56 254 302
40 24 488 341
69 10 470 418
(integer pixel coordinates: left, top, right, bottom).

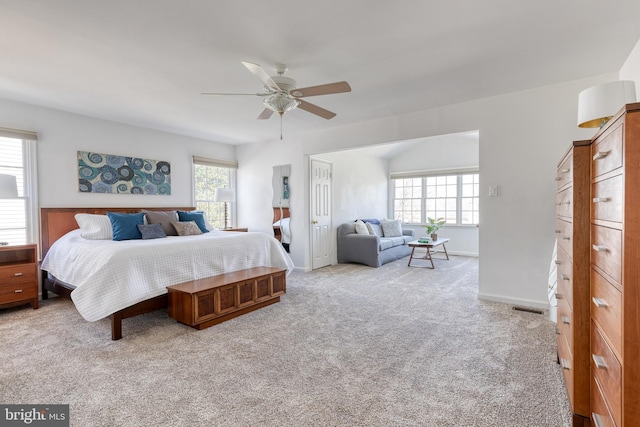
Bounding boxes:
0 281 37 303
0 264 37 284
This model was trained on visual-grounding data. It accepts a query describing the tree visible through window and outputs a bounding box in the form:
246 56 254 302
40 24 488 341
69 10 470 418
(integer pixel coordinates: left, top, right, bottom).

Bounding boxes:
193 157 237 229
393 173 479 225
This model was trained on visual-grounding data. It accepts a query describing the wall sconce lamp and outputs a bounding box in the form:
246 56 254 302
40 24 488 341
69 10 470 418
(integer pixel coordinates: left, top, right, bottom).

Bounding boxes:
213 188 236 229
577 80 637 128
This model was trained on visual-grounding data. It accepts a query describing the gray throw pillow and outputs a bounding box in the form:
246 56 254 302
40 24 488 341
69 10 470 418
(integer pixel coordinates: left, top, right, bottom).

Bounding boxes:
381 219 402 237
143 210 178 236
137 223 167 240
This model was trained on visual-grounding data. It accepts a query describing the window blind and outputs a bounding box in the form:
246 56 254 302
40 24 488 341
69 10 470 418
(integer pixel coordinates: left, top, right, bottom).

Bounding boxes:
390 166 478 180
0 127 37 141
192 156 237 169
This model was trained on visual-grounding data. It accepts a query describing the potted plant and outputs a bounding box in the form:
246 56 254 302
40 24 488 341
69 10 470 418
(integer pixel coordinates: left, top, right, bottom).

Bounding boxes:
423 217 445 241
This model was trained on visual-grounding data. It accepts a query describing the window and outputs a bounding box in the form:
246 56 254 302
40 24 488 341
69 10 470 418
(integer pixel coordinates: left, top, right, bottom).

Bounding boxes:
392 172 479 225
193 156 237 229
0 128 38 246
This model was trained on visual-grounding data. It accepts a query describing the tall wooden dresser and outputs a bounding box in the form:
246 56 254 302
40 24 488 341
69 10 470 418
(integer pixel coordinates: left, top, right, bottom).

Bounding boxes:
589 102 640 426
556 140 591 426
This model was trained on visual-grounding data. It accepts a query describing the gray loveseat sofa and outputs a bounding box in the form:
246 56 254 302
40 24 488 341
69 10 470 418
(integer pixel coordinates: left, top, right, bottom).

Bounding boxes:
337 221 415 267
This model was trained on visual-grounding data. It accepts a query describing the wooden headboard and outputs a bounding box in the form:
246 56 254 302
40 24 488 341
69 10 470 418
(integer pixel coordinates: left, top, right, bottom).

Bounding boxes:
40 207 195 257
273 207 290 223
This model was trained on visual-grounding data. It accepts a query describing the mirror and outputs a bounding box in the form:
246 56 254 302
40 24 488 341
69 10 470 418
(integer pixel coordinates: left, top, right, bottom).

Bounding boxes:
272 165 291 252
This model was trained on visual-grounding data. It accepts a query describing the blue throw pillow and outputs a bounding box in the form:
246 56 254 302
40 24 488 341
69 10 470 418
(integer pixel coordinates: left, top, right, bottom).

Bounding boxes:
107 212 145 241
177 210 209 233
137 223 167 240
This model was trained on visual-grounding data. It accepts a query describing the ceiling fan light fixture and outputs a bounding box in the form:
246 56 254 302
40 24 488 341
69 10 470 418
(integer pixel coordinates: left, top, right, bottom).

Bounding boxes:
263 93 300 115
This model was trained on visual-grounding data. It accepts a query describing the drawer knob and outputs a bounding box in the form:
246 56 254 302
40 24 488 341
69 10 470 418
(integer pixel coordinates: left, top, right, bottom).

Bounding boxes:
555 229 561 234
592 245 609 253
561 168 570 174
554 176 562 181
554 260 561 265
14 289 23 293
562 315 570 325
563 201 571 205
592 354 608 370
592 197 610 203
591 413 604 427
593 150 610 160
560 358 570 370
555 327 561 335
592 297 609 308
555 293 563 299
562 236 570 241
14 272 23 277
561 274 570 281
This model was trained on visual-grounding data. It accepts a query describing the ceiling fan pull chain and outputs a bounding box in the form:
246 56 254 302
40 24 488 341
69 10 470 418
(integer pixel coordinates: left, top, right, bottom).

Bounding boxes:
280 115 283 140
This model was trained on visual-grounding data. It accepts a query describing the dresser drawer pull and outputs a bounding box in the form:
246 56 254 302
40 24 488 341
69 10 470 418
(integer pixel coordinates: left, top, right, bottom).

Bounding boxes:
592 197 610 203
592 354 608 370
560 358 570 370
555 229 561 234
14 289 23 293
561 274 570 281
555 176 562 181
563 200 571 205
555 327 560 335
555 293 563 299
592 245 608 252
556 202 562 206
554 260 561 265
591 413 604 427
593 150 610 161
14 272 23 277
562 236 570 241
560 168 569 174
592 297 609 308
561 316 570 325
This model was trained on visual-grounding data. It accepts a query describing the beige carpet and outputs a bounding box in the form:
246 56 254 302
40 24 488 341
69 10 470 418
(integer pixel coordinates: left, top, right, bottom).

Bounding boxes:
0 256 571 426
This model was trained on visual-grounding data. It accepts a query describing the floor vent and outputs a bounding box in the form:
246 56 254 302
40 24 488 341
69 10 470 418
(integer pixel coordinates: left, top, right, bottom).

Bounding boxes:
512 305 544 315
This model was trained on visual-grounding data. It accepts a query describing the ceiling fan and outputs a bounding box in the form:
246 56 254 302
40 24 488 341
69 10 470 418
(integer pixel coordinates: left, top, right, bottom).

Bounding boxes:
202 62 351 138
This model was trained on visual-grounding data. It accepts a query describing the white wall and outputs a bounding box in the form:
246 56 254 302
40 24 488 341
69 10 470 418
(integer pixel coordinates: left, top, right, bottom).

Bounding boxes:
0 97 235 208
238 73 616 308
620 37 640 98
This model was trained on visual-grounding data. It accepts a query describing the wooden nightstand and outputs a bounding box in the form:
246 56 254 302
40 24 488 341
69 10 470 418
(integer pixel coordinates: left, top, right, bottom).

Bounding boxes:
221 228 248 232
0 244 38 309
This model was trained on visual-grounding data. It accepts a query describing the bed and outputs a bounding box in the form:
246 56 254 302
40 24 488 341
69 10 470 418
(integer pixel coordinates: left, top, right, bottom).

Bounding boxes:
40 207 294 340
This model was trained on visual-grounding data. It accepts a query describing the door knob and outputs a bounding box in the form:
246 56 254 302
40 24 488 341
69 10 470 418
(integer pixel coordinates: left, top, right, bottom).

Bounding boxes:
312 220 318 224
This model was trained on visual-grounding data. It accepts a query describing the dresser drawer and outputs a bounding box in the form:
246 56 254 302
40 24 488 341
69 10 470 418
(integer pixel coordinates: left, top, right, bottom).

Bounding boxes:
556 219 573 259
557 256 573 309
0 263 37 285
591 123 623 178
0 281 37 303
591 225 622 287
591 270 622 359
591 175 623 223
591 322 621 426
557 296 574 354
556 188 573 219
591 374 617 427
556 152 573 189
557 333 577 410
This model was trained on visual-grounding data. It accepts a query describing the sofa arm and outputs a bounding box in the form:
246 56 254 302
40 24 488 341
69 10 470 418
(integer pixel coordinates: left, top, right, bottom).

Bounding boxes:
337 233 381 267
402 229 415 237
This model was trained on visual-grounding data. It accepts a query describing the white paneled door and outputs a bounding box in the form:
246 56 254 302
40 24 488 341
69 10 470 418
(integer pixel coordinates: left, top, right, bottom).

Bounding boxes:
311 159 332 270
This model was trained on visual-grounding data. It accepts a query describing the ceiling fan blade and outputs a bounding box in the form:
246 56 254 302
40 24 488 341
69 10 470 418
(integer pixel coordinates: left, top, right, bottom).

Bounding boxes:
290 81 351 98
257 108 274 120
201 92 265 96
241 61 280 92
297 100 336 120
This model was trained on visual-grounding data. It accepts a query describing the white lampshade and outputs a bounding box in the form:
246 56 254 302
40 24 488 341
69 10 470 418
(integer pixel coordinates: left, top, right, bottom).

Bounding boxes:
0 174 18 198
577 80 637 128
213 188 235 203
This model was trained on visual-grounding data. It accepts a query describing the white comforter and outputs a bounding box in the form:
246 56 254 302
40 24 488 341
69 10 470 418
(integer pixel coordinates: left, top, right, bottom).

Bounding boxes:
41 229 294 322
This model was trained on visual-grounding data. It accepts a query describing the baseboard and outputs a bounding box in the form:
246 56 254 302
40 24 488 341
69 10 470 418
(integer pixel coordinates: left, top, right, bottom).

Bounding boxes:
447 251 478 257
477 292 549 311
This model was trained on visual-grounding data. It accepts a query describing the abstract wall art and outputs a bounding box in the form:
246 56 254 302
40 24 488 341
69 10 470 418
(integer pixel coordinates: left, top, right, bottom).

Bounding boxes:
78 151 171 195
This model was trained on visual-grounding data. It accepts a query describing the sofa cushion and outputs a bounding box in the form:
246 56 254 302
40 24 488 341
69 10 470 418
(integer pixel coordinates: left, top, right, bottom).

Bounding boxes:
355 219 369 235
381 219 402 237
366 222 383 237
379 238 394 251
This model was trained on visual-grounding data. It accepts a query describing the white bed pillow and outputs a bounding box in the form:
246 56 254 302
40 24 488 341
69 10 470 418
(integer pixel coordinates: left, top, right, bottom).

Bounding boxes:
75 214 113 240
355 219 369 235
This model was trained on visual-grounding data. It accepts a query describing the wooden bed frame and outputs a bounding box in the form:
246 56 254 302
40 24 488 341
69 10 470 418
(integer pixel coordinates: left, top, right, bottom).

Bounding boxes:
40 207 195 340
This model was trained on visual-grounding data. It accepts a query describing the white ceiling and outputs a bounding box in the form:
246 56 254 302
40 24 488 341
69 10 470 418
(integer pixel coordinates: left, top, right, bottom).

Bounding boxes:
1 1 639 145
